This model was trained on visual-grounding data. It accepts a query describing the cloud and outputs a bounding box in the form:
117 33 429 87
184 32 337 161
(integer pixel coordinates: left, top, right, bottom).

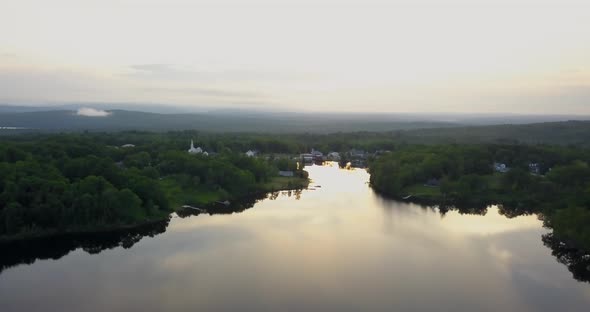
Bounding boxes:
126 64 307 82
76 107 112 117
138 86 263 99
0 52 18 59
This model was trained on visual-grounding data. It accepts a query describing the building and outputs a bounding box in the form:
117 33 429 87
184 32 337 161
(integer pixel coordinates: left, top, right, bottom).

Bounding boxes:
246 150 257 157
300 153 313 164
279 171 294 177
188 140 204 154
121 144 135 148
348 149 367 159
529 163 541 175
494 162 509 173
311 148 323 157
327 152 341 161
311 149 324 162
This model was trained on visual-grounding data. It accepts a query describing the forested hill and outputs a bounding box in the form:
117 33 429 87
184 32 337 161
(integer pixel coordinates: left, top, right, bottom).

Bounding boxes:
398 120 590 146
1 109 589 145
0 110 459 133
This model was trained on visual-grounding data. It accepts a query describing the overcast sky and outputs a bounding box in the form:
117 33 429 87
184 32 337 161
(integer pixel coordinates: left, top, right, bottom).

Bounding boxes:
1 0 589 114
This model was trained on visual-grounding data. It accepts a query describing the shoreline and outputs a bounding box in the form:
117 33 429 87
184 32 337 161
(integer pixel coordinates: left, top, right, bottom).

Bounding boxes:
0 176 309 244
371 185 590 255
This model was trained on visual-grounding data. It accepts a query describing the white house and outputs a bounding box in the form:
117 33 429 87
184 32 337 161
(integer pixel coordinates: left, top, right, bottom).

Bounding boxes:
246 150 257 157
121 144 135 148
494 162 509 173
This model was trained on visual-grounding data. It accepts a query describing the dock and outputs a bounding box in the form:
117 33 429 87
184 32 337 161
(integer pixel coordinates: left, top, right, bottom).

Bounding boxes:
181 205 207 212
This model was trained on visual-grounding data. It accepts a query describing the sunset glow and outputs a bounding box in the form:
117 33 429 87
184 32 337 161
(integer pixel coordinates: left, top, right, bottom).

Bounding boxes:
1 0 589 113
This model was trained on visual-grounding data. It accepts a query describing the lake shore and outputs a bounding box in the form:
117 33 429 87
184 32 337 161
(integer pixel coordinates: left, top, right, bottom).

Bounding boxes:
0 175 309 243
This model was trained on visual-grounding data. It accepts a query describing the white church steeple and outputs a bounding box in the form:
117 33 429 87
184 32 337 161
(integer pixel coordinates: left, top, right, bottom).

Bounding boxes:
188 140 203 154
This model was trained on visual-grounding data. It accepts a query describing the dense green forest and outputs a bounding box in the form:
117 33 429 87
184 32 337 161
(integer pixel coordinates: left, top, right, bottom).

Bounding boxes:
0 132 308 240
369 144 590 250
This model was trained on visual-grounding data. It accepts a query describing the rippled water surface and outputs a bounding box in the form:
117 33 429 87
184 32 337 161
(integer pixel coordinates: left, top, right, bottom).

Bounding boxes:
1 164 590 311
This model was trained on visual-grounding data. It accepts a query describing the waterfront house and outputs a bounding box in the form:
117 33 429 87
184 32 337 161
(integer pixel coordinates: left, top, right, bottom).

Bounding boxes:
327 152 341 161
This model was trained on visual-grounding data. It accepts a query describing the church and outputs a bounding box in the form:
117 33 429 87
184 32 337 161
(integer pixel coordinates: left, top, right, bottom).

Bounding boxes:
188 140 207 156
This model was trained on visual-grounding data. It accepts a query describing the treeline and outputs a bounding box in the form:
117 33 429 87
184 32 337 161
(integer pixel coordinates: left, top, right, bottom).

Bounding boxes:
369 144 590 250
398 120 590 146
9 123 590 158
5 131 400 155
0 133 306 239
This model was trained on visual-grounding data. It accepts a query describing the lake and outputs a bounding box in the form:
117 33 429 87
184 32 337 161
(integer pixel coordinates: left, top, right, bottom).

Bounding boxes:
1 163 590 311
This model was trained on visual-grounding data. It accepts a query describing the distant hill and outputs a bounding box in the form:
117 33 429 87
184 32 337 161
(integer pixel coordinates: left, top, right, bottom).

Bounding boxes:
1 109 589 146
399 120 590 146
0 109 461 133
0 104 202 114
1 104 588 124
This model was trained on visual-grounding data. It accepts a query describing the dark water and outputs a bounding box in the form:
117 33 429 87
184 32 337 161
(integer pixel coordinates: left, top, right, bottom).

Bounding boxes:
1 164 590 311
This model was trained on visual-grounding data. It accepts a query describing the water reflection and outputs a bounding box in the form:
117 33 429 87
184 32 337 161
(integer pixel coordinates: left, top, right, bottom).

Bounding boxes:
1 164 590 312
0 190 305 275
543 233 590 283
0 219 169 275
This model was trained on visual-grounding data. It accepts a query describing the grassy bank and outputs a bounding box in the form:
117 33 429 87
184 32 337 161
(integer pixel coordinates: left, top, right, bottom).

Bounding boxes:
261 176 310 192
161 175 309 209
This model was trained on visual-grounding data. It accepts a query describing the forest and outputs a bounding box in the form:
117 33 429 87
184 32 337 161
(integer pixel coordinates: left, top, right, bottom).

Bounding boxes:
0 132 308 240
369 144 590 251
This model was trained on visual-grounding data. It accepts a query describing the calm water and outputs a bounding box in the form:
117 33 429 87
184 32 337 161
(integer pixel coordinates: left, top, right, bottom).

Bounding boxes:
2 164 590 311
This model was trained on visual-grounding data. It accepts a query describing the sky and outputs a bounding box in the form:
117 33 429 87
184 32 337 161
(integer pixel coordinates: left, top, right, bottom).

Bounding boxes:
1 0 589 114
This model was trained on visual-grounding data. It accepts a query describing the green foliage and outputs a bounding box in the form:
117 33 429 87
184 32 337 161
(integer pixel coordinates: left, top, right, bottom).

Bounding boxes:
369 143 590 250
0 132 312 239
550 206 590 251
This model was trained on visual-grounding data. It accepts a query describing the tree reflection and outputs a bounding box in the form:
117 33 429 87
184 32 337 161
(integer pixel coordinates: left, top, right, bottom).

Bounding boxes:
497 204 537 219
268 191 280 200
376 191 590 284
543 233 590 283
1 189 309 275
0 219 169 275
